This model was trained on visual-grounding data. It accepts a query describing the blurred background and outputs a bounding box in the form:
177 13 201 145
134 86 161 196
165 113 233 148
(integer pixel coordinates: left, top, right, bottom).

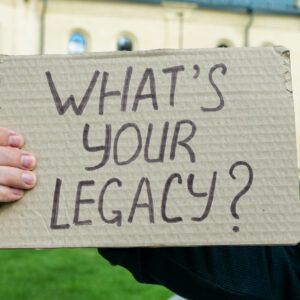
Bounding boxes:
0 0 299 299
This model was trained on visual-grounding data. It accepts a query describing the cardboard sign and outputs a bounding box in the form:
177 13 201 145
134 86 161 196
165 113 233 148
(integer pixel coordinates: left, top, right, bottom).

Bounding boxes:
0 46 299 248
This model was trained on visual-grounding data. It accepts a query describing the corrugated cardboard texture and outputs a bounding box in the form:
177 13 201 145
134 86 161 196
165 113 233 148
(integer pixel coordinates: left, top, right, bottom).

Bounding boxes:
0 47 299 248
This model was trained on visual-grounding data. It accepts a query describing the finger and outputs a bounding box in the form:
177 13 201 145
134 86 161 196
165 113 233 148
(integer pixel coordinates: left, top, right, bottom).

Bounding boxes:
0 166 36 189
0 128 24 148
0 146 36 170
0 185 24 202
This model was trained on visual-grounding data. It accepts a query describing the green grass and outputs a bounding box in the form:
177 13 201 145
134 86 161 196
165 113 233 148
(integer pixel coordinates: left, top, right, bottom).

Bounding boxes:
0 248 172 300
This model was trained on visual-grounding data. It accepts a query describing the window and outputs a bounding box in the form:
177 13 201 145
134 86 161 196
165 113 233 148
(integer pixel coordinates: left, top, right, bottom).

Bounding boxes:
216 39 234 48
117 36 133 51
217 43 229 48
68 32 87 54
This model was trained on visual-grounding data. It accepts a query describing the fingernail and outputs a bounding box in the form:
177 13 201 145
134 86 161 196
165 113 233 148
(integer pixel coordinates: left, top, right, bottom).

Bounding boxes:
21 154 34 169
8 134 22 147
11 188 24 196
22 172 35 185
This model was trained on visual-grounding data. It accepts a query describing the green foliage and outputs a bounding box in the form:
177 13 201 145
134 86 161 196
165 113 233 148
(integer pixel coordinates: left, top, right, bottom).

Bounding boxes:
0 248 172 300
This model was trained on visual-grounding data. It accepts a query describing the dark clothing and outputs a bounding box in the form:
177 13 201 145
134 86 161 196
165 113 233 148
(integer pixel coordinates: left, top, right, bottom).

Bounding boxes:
99 246 300 300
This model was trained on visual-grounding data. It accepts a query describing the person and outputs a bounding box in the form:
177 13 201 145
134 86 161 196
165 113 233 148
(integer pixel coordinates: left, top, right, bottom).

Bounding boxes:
0 127 299 300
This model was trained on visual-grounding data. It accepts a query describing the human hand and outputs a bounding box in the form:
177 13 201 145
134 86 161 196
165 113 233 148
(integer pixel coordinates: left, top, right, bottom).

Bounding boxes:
0 128 37 202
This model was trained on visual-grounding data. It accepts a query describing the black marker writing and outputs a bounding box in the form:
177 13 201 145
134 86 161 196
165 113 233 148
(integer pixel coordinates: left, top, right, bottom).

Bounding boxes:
46 70 100 115
128 177 154 224
114 123 142 166
98 178 122 227
83 120 197 170
73 180 95 226
99 71 121 115
229 161 254 232
132 68 158 112
189 172 217 222
161 173 183 223
50 178 70 230
201 63 227 112
162 65 185 106
144 122 169 163
83 123 111 171
170 119 196 163
121 66 133 112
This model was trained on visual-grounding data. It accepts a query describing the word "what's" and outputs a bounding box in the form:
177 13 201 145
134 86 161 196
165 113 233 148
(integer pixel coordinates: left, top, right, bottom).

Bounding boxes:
45 63 227 115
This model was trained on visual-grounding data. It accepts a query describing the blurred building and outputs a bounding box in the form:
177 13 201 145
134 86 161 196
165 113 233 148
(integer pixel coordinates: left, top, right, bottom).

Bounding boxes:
0 0 300 165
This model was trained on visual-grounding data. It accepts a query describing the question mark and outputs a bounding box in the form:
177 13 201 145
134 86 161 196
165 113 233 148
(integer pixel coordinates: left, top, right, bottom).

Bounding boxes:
229 161 253 233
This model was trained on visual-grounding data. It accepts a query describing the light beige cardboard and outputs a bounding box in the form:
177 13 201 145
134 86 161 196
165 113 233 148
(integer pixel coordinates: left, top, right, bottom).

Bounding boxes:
0 46 299 248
